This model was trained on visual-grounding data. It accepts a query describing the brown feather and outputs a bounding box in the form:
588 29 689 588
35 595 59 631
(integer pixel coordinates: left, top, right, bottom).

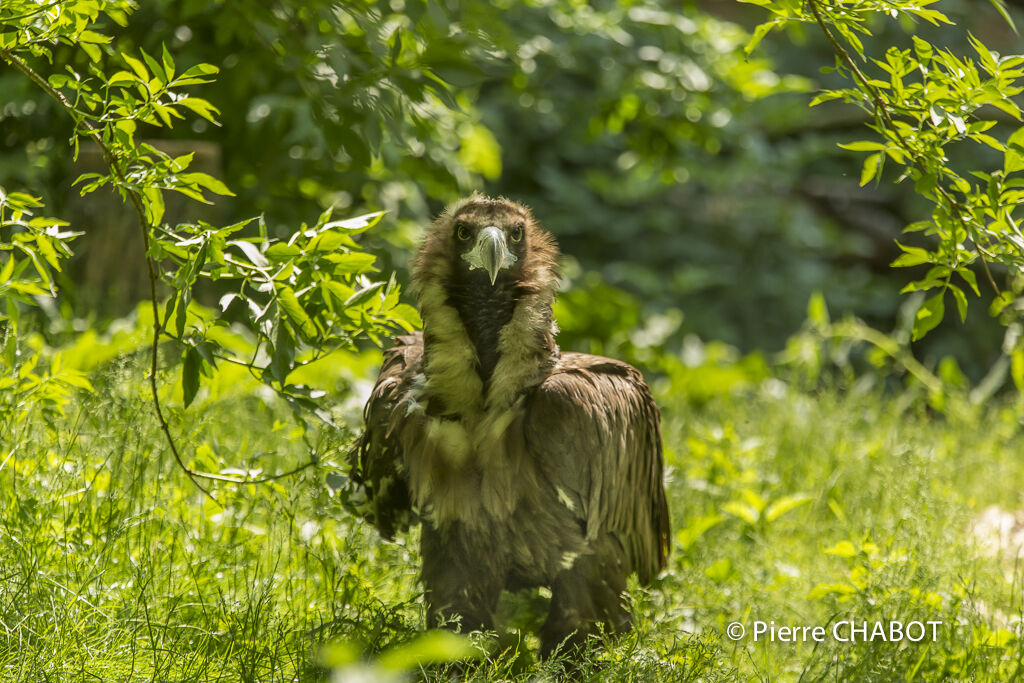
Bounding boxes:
350 195 669 656
524 352 671 583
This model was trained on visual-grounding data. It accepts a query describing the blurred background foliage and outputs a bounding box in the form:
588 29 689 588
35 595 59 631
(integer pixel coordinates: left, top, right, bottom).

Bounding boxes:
2 0 1022 379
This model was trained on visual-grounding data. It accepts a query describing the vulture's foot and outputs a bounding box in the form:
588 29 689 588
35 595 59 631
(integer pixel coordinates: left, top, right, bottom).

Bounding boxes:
539 554 630 659
421 524 503 636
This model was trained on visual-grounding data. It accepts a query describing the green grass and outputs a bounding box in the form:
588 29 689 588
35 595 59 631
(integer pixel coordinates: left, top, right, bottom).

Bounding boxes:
3 353 1024 681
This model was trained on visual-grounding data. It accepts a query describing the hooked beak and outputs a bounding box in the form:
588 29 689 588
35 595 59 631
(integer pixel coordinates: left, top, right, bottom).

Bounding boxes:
461 225 517 285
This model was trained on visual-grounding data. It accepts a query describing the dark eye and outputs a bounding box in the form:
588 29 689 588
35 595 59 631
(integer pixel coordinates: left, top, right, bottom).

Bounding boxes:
456 222 472 241
510 224 524 243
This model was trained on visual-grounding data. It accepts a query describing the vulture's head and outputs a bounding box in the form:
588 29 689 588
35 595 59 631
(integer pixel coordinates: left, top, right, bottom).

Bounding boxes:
416 194 559 291
414 194 561 396
451 200 529 287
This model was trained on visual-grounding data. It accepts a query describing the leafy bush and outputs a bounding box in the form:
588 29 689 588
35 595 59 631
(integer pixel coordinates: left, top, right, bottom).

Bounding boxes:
0 1 417 495
748 0 1024 346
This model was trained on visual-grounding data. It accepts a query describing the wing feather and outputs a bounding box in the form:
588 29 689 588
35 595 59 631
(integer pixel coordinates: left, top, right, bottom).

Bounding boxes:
524 353 670 583
350 332 424 538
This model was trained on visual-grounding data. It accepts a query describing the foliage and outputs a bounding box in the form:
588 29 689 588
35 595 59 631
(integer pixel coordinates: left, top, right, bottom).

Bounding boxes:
746 0 1024 344
155 209 418 415
0 185 88 447
13 0 490 250
1 0 922 359
0 0 417 492
0 188 78 336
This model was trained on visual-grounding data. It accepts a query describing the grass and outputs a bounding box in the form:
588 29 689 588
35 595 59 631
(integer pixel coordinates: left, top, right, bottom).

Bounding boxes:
3 346 1024 682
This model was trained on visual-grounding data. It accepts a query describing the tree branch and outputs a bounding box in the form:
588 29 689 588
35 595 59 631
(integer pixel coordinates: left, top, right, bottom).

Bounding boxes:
804 0 1002 296
0 48 219 503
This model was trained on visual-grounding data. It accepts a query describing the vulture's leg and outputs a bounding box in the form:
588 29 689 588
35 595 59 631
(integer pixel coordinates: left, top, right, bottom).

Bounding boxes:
421 522 503 634
539 551 630 658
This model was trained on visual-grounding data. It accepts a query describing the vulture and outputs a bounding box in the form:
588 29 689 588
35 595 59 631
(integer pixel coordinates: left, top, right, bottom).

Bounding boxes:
350 195 670 657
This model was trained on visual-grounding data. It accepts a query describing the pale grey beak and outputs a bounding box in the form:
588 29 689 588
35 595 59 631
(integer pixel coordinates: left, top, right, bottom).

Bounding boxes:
461 225 517 285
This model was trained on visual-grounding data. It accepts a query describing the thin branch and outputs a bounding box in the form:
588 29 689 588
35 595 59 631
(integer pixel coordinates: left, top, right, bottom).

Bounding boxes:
0 48 219 503
190 460 318 485
805 0 1002 296
0 1 62 26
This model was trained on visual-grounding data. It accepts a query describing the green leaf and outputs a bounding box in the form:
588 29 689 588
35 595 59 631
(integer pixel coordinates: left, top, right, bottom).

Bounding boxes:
0 254 16 283
744 21 777 57
807 291 829 327
764 494 811 523
959 268 980 297
345 282 385 308
174 288 189 338
107 70 135 86
308 231 349 253
986 0 1018 34
824 540 858 558
1012 347 1024 392
915 172 938 196
56 369 94 393
949 284 968 323
860 152 881 186
911 36 933 61
388 27 403 65
1005 127 1024 174
161 43 176 80
266 243 301 260
838 140 886 152
271 324 296 384
675 514 723 552
329 252 377 274
182 346 200 408
325 281 355 305
122 53 149 81
143 187 165 225
35 234 61 271
177 97 220 123
703 557 736 583
81 42 101 63
390 303 422 331
989 291 1014 316
891 243 932 268
179 172 234 197
912 293 945 341
278 287 317 338
324 211 385 234
179 62 220 79
809 90 845 106
79 30 111 44
140 48 167 84
722 501 760 525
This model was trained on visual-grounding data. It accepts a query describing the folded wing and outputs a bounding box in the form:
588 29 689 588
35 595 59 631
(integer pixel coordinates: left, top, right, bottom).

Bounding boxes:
523 353 670 583
351 332 424 538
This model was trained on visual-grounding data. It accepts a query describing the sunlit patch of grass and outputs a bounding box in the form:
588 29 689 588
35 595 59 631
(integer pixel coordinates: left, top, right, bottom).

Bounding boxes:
4 355 1024 680
658 382 1024 681
1 356 420 681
